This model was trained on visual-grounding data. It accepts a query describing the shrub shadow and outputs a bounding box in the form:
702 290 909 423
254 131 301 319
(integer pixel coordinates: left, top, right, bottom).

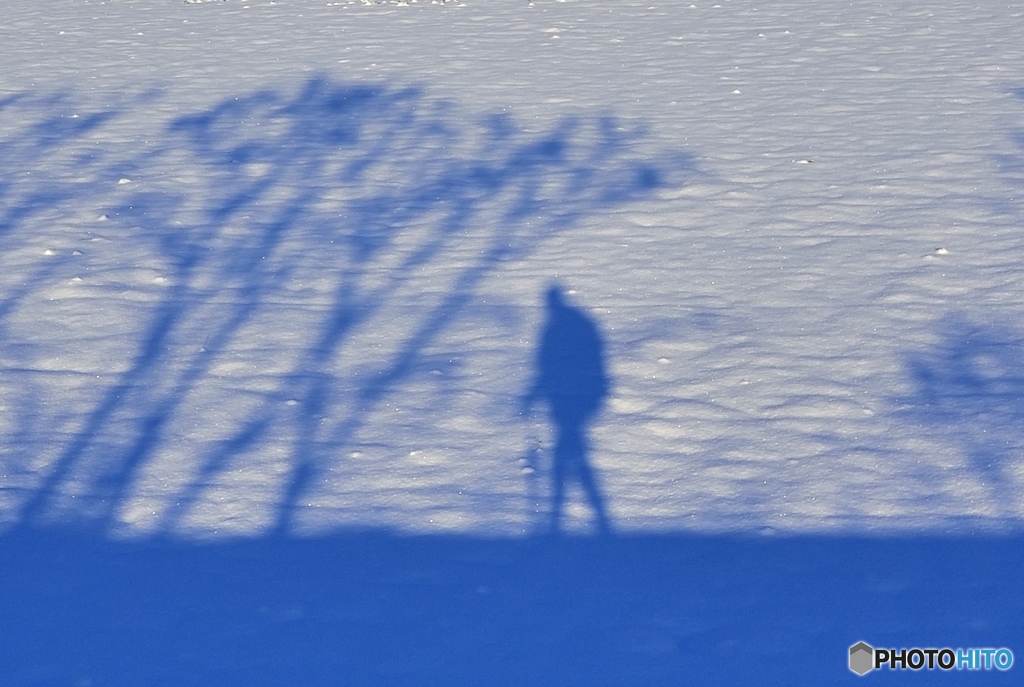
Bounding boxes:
897 314 1024 519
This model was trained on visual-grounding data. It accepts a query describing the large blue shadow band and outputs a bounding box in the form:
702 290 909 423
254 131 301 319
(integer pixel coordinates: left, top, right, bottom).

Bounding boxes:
1 530 1020 686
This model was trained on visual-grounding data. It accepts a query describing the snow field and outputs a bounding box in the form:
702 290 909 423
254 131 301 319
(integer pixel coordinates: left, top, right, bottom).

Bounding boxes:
1 0 1024 538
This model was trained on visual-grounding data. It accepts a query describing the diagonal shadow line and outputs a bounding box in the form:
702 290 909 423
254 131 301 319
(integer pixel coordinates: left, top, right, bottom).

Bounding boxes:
88 196 327 529
15 258 202 528
272 234 527 535
69 173 334 530
13 173 296 527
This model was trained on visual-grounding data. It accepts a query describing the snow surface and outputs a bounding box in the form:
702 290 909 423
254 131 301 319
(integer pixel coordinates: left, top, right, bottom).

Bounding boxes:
2 0 1024 684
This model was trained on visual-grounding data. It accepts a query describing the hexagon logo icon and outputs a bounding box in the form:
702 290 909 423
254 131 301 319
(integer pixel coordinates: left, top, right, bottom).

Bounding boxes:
850 641 874 675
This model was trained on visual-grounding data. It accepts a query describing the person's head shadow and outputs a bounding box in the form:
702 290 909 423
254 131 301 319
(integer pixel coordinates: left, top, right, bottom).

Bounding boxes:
524 284 612 535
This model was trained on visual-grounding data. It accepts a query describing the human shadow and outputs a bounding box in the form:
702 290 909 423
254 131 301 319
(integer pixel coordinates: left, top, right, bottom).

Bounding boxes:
523 285 612 535
897 314 1024 519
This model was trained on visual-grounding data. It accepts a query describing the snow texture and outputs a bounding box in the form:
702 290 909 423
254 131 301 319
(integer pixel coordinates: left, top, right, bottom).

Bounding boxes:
2 0 1024 684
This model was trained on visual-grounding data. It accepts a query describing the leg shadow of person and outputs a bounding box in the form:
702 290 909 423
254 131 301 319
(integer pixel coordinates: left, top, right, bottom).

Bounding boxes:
522 284 612 536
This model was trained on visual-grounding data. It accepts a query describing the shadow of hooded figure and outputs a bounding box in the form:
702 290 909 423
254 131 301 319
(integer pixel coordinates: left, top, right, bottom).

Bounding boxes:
523 285 612 535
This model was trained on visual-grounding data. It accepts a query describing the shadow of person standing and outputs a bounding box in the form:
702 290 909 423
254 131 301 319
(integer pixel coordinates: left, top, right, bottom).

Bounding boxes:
522 284 612 535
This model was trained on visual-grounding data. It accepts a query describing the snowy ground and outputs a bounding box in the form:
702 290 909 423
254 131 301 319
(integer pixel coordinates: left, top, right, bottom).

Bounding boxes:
2 0 1024 683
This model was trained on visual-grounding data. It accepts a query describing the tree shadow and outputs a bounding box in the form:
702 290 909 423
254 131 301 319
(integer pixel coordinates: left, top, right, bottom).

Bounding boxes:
896 314 1024 519
522 285 611 535
0 77 698 537
4 81 1024 687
